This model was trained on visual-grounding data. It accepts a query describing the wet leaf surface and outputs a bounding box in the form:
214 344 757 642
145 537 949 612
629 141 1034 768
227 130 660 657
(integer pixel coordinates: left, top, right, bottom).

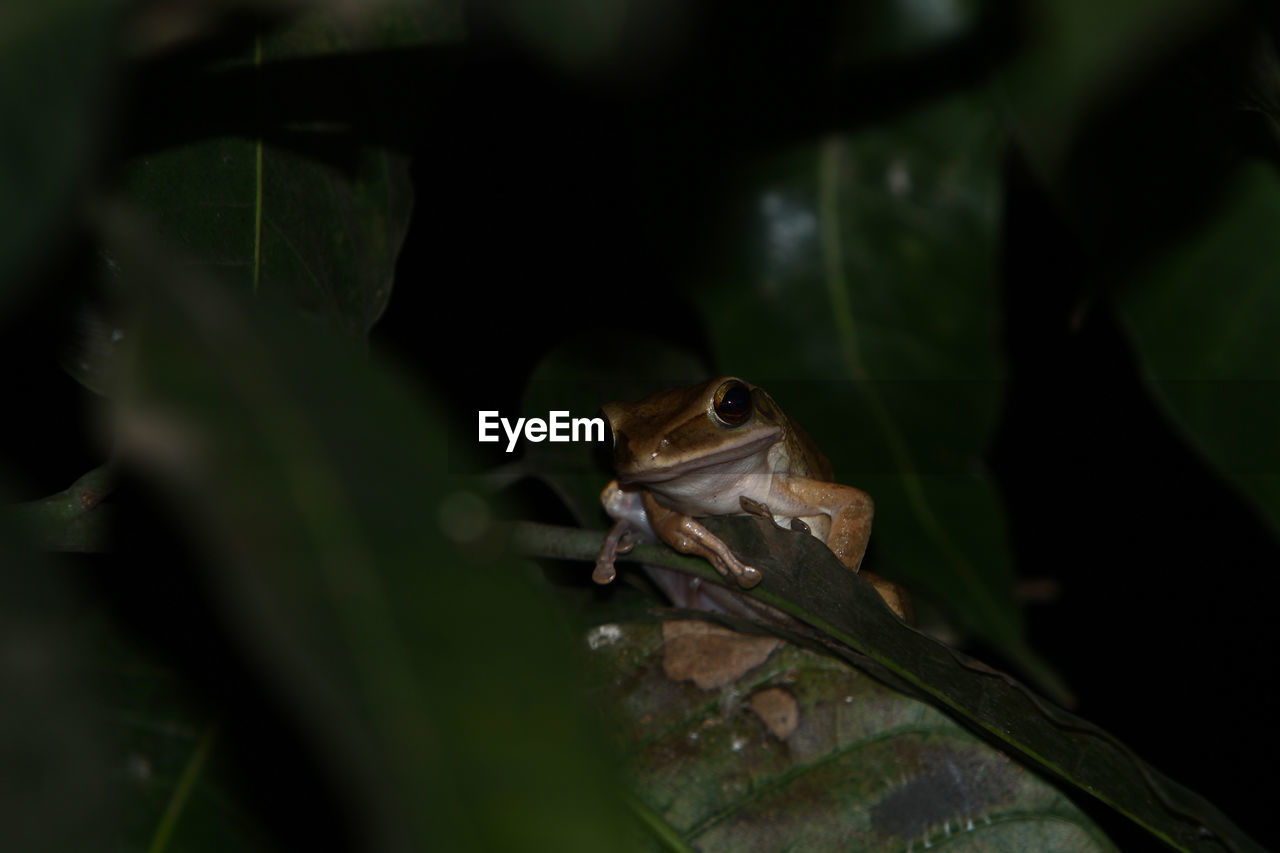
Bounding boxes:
701 518 1264 853
586 617 1114 852
517 519 1265 852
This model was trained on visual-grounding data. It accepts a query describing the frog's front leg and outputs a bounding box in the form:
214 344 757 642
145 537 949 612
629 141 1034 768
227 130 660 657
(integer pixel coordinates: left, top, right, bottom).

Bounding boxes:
740 495 812 534
641 492 763 589
594 480 646 584
593 518 634 584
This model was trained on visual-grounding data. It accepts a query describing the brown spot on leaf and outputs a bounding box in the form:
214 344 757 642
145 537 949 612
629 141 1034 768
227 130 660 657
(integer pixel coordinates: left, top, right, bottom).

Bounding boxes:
661 620 781 690
749 687 799 740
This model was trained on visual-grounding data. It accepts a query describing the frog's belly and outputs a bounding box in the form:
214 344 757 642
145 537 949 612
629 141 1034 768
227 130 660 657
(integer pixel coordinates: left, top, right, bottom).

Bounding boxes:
644 459 819 521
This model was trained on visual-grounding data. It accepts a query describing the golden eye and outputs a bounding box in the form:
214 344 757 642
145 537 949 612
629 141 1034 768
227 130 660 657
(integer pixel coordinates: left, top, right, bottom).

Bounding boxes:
712 380 753 427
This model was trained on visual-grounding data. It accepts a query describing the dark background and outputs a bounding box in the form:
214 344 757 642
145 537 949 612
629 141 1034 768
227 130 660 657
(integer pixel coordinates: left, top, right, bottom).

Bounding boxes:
373 5 1280 847
4 1 1278 849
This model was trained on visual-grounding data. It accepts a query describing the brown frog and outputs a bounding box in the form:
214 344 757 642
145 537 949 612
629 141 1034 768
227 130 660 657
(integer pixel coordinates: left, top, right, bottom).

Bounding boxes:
593 377 911 621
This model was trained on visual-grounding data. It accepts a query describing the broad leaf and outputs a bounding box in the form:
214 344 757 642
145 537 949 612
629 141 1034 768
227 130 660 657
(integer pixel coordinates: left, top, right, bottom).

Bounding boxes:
1000 0 1238 184
120 2 447 335
697 94 1063 696
515 519 1264 852
1116 162 1280 539
588 619 1115 852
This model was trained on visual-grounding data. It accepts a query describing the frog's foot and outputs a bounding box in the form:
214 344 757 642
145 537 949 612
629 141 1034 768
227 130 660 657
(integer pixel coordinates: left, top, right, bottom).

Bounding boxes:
593 519 636 584
697 544 762 589
722 558 763 589
641 493 762 589
741 495 811 536
657 516 762 588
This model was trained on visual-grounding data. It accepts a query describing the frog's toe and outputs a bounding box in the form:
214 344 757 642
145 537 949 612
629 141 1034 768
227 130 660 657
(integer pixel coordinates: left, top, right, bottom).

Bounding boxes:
615 531 636 555
592 558 617 584
739 496 774 518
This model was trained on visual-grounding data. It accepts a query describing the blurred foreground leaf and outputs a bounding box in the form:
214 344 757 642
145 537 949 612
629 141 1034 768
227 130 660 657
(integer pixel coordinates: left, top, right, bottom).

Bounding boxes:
0 0 125 300
0 523 115 851
90 619 274 853
104 215 635 852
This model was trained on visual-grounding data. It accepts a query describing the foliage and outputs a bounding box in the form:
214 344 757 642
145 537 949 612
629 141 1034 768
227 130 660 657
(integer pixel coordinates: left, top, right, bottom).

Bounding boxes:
2 0 1277 850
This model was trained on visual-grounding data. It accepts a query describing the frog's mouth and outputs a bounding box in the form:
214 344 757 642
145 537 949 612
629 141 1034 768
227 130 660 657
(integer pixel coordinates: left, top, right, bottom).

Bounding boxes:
615 428 780 484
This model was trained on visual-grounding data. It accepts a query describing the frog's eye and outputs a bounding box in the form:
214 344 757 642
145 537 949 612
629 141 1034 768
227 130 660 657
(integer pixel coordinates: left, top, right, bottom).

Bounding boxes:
712 380 753 427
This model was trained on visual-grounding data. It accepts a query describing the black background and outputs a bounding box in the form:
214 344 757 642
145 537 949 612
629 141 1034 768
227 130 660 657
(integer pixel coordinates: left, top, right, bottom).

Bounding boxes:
376 5 1280 847
4 1 1278 849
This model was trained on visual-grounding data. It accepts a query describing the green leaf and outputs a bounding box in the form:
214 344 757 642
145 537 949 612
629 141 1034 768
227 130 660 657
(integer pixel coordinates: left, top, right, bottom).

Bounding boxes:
588 619 1115 852
120 6 433 336
698 94 1063 696
0 0 125 302
123 136 410 336
999 0 1239 183
1116 162 1280 539
703 518 1262 853
515 520 1264 852
105 219 636 852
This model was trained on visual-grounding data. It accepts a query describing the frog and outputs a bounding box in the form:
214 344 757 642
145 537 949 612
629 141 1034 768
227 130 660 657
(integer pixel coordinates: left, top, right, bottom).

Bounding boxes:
593 376 912 621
